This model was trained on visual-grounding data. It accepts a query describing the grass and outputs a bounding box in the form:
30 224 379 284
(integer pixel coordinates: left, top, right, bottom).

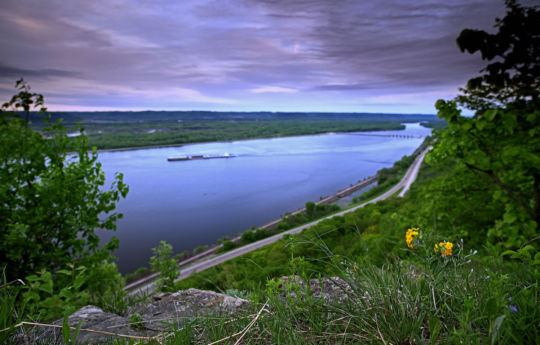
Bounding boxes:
170 259 537 344
34 258 539 344
3 228 538 344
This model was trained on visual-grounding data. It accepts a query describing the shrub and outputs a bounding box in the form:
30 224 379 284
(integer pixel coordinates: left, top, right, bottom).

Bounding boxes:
150 241 180 292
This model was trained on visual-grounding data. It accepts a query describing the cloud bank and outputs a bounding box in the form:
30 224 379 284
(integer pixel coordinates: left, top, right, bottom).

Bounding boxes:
0 0 506 113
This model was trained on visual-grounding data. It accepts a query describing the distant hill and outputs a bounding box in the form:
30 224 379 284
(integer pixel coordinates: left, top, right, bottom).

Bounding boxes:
31 110 439 124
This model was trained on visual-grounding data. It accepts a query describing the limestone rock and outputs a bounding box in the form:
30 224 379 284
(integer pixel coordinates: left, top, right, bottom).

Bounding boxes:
128 288 249 330
278 276 353 302
33 289 249 345
34 305 153 345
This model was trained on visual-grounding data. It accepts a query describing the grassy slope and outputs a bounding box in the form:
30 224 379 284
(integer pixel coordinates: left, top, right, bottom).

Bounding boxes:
167 152 538 344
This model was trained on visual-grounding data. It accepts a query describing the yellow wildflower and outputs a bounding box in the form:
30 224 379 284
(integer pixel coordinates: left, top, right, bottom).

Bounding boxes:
434 241 453 256
406 228 419 249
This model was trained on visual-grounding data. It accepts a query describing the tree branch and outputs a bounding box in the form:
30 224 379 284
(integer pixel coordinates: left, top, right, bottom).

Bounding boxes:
534 173 540 224
464 162 536 220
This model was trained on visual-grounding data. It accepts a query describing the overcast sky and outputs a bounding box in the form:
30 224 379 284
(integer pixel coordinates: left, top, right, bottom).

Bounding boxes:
0 0 510 114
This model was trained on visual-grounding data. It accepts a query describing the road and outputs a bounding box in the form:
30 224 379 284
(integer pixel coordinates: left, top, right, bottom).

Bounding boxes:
128 147 430 296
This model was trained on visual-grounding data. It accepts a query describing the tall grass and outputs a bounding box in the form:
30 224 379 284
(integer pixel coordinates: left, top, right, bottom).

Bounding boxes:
0 273 26 344
2 237 538 344
109 258 537 345
113 234 539 345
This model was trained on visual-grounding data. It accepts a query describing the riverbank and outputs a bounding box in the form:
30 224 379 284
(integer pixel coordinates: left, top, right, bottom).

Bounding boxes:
95 119 442 153
126 146 430 295
124 136 431 288
95 125 407 153
124 175 377 289
102 122 432 273
124 140 429 290
57 111 444 151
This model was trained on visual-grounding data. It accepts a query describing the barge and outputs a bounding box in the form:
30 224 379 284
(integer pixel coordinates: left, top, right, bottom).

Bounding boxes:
168 154 236 162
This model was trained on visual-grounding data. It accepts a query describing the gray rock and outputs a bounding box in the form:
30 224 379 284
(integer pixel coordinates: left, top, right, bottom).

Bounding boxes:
278 276 353 302
128 288 249 331
34 305 154 345
32 289 249 345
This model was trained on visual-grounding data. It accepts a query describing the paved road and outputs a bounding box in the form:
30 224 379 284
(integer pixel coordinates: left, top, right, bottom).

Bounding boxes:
129 147 430 296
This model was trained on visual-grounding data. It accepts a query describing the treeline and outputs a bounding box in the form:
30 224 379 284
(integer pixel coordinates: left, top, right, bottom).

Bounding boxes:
24 110 444 150
82 120 407 150
215 202 341 254
34 110 440 124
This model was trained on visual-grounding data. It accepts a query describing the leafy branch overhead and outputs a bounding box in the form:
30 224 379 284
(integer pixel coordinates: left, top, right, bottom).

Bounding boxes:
431 0 540 250
455 0 540 111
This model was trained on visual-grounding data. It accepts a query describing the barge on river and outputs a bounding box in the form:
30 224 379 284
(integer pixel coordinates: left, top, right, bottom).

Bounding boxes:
167 154 236 162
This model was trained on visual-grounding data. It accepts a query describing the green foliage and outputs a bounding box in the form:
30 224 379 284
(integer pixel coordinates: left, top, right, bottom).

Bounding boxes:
0 273 25 344
431 103 539 250
128 312 145 330
84 260 127 314
265 278 285 296
406 159 503 249
234 202 340 252
354 150 420 202
32 111 442 150
62 314 82 345
221 240 236 252
22 263 89 320
431 0 540 253
193 245 208 255
150 241 181 292
83 119 410 150
305 201 316 217
276 203 340 231
124 266 150 284
502 245 540 266
0 80 129 281
161 246 539 344
455 0 540 111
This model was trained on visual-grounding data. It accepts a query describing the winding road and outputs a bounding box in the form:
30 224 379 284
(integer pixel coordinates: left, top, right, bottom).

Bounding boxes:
128 147 431 296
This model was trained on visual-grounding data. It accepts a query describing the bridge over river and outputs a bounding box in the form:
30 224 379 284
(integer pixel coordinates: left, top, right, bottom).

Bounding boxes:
351 133 427 139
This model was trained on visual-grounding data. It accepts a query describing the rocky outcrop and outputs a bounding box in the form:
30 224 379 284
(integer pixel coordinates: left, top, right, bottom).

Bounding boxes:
31 278 352 344
128 288 250 331
278 276 353 302
34 305 153 345
33 289 249 345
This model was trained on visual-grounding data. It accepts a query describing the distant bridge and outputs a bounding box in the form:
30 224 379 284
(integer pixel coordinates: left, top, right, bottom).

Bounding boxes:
352 133 426 139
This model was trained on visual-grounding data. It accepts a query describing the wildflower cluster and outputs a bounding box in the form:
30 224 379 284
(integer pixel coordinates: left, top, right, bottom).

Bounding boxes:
405 228 419 249
405 228 456 259
434 241 453 256
340 259 358 276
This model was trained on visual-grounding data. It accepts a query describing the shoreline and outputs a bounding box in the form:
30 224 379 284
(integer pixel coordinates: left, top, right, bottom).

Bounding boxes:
118 123 429 279
124 175 378 289
126 146 430 294
95 123 414 153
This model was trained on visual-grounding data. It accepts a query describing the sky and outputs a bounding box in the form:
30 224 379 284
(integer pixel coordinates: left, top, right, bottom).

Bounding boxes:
0 0 512 114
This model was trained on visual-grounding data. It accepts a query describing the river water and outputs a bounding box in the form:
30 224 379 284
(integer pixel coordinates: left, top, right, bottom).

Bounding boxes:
97 123 431 273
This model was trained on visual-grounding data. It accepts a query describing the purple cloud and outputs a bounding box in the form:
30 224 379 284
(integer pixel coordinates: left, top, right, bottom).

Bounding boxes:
0 0 508 113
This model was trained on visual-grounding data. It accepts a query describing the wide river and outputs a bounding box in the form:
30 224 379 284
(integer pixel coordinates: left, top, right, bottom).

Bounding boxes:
98 123 431 273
